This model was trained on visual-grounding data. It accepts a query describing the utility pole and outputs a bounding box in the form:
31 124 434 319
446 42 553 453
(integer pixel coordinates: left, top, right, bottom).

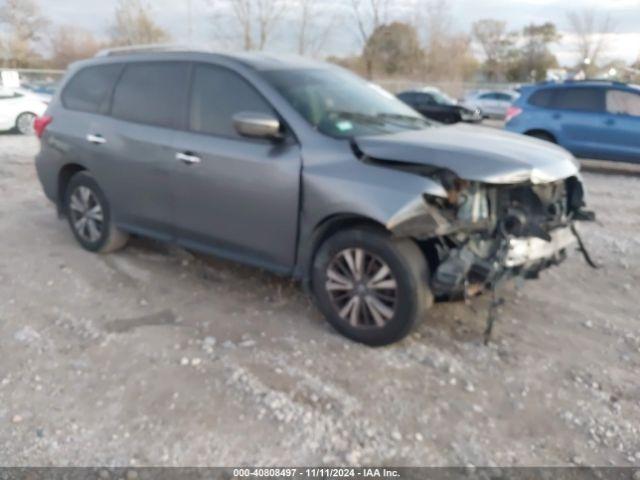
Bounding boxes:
187 0 193 44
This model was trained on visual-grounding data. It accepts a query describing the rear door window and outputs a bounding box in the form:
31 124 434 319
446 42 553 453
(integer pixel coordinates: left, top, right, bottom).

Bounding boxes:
111 62 190 129
528 89 553 108
550 87 605 112
62 64 123 113
606 89 640 117
188 64 274 138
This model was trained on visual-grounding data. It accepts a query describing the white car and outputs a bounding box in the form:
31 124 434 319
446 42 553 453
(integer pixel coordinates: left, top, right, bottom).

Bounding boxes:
0 88 48 135
462 90 519 119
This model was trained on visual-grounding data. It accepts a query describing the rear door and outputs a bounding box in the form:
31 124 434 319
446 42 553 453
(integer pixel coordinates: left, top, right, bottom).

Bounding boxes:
101 61 190 236
604 88 640 162
171 63 301 272
476 93 498 116
494 92 515 117
549 87 611 158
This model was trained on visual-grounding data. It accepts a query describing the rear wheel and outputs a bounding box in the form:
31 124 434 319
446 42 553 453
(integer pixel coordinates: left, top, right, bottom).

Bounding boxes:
64 172 128 253
15 112 36 135
311 227 432 346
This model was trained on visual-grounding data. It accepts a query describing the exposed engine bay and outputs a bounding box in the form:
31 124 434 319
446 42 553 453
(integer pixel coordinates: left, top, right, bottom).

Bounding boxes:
422 175 591 294
356 146 597 342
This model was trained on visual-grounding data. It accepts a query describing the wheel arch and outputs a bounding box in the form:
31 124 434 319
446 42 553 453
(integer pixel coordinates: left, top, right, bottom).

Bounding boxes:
297 213 389 290
524 129 557 143
57 163 87 215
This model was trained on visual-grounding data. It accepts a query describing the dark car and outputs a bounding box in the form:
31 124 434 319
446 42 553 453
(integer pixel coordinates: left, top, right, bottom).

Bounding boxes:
34 48 591 346
397 88 482 124
505 80 640 163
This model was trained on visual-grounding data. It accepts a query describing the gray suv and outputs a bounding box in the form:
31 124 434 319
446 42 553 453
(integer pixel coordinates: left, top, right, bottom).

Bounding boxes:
35 50 593 345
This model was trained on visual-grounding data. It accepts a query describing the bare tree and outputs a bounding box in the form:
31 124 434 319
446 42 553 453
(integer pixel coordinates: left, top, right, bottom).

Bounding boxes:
49 26 102 69
566 9 615 76
472 19 516 81
414 0 477 83
0 0 49 67
209 0 286 50
109 0 172 47
350 0 389 78
296 0 336 56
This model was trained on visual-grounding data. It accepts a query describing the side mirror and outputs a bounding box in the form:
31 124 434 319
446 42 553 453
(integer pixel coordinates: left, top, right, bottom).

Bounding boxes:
233 112 282 140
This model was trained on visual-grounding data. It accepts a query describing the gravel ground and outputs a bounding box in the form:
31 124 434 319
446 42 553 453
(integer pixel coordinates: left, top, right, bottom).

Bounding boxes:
1 133 639 467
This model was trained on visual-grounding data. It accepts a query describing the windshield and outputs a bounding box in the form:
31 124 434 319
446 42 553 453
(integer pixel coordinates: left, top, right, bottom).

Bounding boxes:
263 68 431 138
430 91 456 105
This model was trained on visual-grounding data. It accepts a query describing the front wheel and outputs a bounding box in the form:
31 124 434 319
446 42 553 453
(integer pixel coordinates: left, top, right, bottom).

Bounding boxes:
311 227 432 346
64 172 129 253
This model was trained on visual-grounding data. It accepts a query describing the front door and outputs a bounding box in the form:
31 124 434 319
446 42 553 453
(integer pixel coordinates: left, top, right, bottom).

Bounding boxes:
171 64 301 272
604 88 640 162
550 87 611 158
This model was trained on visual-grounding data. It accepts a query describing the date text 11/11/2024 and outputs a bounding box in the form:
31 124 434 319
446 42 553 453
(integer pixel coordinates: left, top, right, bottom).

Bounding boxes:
232 467 401 478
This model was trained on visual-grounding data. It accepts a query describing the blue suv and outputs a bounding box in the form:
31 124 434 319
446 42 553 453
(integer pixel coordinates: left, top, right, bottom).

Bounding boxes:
505 81 640 163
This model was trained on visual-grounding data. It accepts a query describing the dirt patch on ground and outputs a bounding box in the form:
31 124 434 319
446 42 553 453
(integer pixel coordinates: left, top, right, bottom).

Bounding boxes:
1 134 639 466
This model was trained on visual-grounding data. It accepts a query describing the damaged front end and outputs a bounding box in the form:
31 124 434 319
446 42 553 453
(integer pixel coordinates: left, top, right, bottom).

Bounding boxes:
351 126 597 342
386 170 596 301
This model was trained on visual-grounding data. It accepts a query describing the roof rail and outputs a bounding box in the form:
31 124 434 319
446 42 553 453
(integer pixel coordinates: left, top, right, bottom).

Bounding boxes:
95 44 198 57
564 78 627 86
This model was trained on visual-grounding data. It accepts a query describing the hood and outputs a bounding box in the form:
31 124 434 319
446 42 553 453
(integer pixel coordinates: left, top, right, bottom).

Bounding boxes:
355 124 579 184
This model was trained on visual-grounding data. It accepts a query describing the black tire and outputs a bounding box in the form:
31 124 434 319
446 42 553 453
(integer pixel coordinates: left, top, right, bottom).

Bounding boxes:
63 172 128 253
526 131 556 143
311 226 432 346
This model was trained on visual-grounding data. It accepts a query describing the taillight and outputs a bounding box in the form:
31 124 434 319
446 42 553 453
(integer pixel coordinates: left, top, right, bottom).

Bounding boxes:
505 106 522 123
34 115 52 139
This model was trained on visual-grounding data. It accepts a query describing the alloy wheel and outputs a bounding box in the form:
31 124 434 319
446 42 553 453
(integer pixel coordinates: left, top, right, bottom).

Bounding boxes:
69 186 104 243
325 248 398 328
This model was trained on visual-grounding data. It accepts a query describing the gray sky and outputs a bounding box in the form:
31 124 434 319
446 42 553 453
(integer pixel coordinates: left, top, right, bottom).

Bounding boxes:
43 0 640 65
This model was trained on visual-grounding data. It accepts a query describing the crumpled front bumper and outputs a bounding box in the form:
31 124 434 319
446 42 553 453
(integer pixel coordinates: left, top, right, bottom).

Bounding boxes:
504 227 576 268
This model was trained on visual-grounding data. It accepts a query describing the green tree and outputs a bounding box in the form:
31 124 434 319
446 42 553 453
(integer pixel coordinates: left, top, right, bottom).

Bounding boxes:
363 22 423 77
507 22 560 82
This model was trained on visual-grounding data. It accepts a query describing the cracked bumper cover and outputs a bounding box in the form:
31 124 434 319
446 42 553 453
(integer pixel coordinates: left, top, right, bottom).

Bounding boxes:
504 227 575 267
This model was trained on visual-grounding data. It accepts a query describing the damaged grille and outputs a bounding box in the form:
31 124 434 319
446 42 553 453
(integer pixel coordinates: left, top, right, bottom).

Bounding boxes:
492 180 569 240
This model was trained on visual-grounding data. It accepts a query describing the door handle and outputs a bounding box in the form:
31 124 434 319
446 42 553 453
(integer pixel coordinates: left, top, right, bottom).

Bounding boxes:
176 152 201 165
86 134 106 145
552 113 562 120
604 118 615 126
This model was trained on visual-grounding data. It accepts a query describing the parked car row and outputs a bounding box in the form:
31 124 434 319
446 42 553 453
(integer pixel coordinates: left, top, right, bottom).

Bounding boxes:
397 80 640 164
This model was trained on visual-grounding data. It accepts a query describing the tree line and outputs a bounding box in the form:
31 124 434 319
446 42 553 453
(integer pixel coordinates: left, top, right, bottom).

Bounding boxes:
0 0 634 83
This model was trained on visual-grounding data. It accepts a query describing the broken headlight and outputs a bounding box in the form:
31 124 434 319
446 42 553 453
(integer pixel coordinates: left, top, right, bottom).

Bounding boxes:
457 184 490 223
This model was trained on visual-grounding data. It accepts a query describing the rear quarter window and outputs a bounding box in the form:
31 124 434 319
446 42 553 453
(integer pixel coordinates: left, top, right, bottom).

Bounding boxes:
62 64 123 113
